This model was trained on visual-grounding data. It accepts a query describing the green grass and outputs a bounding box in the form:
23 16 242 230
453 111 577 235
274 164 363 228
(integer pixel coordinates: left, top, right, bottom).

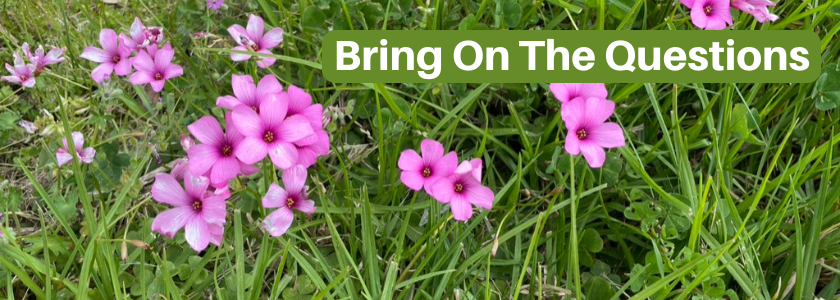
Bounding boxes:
0 0 839 299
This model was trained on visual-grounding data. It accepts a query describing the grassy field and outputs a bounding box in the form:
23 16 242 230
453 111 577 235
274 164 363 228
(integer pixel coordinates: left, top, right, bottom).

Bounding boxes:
1 0 840 299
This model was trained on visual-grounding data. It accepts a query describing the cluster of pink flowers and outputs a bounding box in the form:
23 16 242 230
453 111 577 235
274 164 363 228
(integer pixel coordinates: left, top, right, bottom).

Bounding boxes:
550 83 626 168
56 132 97 167
398 140 494 222
681 0 778 30
227 15 284 69
151 69 329 250
2 43 65 89
81 18 182 92
207 0 224 11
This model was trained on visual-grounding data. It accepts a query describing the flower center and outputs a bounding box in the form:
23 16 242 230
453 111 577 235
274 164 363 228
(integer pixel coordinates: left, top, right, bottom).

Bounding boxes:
263 131 275 143
251 106 259 113
576 129 587 140
704 5 713 15
154 73 163 80
149 28 161 36
192 200 202 212
221 144 233 157
112 56 120 63
286 197 295 208
454 183 464 193
247 43 259 52
20 75 29 81
421 167 432 178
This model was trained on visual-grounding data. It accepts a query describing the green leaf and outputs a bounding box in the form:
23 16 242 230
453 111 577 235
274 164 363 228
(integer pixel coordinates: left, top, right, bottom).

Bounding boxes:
583 277 615 300
730 103 763 144
303 6 327 33
815 63 840 110
580 228 604 253
459 14 476 30
595 152 621 184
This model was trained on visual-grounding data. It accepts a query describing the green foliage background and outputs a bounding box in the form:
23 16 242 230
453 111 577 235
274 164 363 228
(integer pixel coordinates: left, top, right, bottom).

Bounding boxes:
0 0 839 299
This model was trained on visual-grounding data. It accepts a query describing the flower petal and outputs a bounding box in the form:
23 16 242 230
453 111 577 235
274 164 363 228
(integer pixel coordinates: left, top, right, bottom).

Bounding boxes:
294 199 316 215
259 95 288 129
565 132 581 155
450 197 474 221
429 177 454 203
400 170 425 191
588 122 626 149
256 75 283 102
80 147 96 163
580 142 607 168
188 116 225 146
200 195 228 225
91 63 114 84
80 47 109 63
282 165 308 194
231 74 257 107
184 217 211 252
234 137 269 164
268 142 299 169
262 183 289 208
99 29 119 53
129 70 154 86
420 139 444 165
276 115 314 143
261 28 284 49
184 173 211 200
263 207 294 237
583 97 615 125
231 105 264 137
230 46 251 61
398 149 423 171
560 96 586 131
431 151 458 179
152 173 191 206
246 14 266 43
466 183 494 210
56 149 73 167
131 50 155 73
210 157 240 188
216 95 243 110
151 207 194 238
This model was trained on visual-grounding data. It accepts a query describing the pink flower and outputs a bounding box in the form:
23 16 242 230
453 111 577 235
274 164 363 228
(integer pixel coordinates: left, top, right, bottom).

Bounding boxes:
284 85 326 130
562 97 625 168
187 113 256 188
294 129 330 168
171 158 190 181
207 0 224 10
2 53 36 88
180 134 195 152
549 83 608 104
262 165 315 237
280 86 330 168
151 173 228 252
80 29 133 83
231 95 316 169
227 14 284 68
689 0 732 30
731 0 778 22
216 74 282 111
56 132 96 167
129 44 183 92
22 43 65 74
398 139 458 194
19 120 37 134
121 18 164 50
429 158 494 221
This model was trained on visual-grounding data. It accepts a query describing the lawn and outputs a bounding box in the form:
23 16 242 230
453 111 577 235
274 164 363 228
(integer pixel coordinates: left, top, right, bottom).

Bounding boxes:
1 0 840 299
